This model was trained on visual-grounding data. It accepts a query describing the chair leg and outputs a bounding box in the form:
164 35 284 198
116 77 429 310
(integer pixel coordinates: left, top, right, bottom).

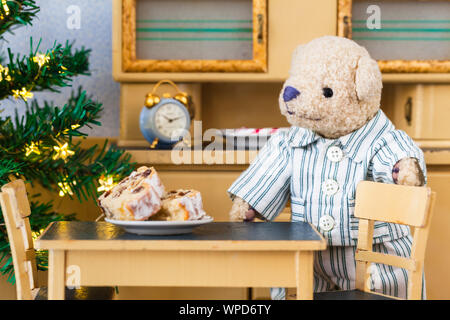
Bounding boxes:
408 268 424 300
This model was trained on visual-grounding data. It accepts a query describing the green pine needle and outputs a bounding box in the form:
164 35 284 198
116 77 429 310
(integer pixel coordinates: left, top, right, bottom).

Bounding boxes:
0 39 91 101
0 1 39 40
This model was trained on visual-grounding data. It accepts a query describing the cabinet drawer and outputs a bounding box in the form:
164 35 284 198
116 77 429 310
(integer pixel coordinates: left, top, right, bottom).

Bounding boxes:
389 84 450 140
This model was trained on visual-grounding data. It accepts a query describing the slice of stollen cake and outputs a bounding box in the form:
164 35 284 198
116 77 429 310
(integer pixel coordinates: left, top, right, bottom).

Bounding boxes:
150 189 207 221
97 166 165 221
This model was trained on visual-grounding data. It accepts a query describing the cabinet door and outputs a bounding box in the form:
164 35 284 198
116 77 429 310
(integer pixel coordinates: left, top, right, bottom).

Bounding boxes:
339 0 450 73
157 169 242 221
122 0 267 73
389 84 450 140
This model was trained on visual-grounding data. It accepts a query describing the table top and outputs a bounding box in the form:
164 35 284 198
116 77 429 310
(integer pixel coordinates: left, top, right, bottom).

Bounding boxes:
35 221 326 251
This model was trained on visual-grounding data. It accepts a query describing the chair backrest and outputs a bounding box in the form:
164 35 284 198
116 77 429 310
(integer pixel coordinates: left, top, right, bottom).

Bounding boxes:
354 181 436 300
0 180 38 300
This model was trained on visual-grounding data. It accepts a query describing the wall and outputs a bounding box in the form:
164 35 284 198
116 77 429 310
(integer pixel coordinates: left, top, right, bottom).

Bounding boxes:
0 0 118 137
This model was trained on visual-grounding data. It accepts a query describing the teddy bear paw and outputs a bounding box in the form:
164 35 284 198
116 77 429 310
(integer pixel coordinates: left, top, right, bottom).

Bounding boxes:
392 157 425 186
229 196 251 221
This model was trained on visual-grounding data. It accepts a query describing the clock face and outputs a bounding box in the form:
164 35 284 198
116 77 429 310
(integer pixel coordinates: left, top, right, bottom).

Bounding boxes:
154 102 188 139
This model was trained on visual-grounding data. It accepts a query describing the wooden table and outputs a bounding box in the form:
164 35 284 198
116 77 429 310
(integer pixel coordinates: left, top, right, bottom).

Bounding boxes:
35 221 326 300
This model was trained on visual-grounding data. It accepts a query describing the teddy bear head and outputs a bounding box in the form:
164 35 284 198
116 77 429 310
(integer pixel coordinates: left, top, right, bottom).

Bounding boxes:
279 36 382 139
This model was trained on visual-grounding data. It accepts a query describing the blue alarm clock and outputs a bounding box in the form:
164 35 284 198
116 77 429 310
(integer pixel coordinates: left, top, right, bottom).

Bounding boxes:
139 80 192 150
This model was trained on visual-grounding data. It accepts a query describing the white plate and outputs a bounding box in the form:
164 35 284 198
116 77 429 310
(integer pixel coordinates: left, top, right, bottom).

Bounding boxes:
220 128 289 150
105 216 214 235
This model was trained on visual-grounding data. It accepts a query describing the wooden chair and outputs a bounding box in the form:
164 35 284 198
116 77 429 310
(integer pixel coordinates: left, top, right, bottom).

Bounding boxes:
0 179 115 300
313 181 436 300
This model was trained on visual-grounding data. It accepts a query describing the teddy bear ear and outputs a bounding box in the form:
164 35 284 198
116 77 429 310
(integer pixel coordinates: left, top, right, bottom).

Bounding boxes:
289 44 305 76
355 55 382 101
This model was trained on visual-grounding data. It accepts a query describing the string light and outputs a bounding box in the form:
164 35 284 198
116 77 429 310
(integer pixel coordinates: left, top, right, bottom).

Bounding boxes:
0 0 9 20
25 141 41 157
58 65 67 74
2 0 8 14
58 180 76 197
97 175 117 192
12 87 33 101
31 228 45 240
62 124 81 134
52 142 75 161
32 53 50 67
0 65 11 82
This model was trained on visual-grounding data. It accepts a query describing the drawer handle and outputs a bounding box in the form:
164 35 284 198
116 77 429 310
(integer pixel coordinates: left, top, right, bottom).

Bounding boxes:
404 97 413 126
343 15 351 38
257 14 264 44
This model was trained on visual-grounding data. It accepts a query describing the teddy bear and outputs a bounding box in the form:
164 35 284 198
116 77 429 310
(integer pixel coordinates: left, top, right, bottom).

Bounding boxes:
227 36 426 299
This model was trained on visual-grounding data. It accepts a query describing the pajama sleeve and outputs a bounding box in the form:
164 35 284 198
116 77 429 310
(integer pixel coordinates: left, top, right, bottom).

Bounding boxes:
370 129 427 184
227 131 292 221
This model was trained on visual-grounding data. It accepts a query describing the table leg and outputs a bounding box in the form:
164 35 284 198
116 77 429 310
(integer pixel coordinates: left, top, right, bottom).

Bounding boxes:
295 251 314 300
48 250 65 300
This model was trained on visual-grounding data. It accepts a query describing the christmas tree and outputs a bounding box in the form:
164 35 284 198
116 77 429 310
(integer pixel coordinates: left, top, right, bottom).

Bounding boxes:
0 0 134 283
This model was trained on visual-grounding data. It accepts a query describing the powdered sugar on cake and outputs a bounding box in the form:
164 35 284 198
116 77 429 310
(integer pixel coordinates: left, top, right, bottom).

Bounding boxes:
97 166 165 221
150 189 208 221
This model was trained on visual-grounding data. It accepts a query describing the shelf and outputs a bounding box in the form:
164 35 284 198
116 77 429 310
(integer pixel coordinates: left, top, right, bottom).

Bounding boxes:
73 137 450 166
417 140 450 165
416 140 450 149
382 74 450 84
423 150 450 165
122 148 450 168
123 147 450 167
125 149 258 167
113 71 450 84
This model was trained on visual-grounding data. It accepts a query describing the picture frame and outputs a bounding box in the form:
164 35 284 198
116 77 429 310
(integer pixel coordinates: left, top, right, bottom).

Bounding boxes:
337 0 450 73
121 0 268 73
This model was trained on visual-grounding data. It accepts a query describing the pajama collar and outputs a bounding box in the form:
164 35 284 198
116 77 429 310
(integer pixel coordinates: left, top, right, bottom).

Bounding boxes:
287 110 393 163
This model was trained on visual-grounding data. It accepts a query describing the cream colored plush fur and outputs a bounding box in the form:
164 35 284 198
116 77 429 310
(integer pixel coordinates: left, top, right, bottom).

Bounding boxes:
229 196 251 221
395 157 425 186
230 36 424 221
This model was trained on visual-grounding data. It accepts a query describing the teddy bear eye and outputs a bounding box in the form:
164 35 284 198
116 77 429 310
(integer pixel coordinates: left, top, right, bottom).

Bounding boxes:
283 86 300 102
323 87 333 98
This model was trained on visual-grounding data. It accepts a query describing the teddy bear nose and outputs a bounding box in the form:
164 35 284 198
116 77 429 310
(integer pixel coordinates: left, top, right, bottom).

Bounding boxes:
283 86 300 102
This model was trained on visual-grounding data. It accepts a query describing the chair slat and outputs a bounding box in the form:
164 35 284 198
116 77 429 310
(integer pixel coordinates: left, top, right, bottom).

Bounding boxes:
356 250 417 271
355 181 429 227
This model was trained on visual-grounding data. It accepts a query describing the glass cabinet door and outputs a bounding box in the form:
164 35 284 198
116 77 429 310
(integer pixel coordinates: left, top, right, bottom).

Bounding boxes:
338 0 450 73
122 0 267 72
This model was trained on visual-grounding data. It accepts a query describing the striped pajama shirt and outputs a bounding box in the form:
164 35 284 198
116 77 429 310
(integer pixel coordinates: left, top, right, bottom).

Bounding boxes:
228 110 427 299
